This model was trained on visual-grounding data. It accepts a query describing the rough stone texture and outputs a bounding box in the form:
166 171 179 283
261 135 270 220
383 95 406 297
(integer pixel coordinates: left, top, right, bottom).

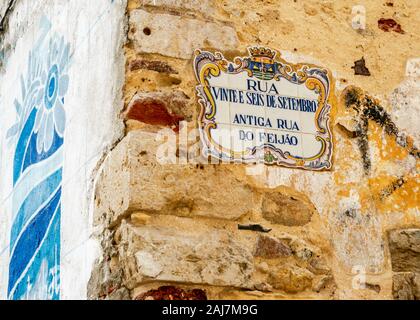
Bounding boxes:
268 264 314 293
389 229 420 273
129 59 178 74
115 216 335 297
329 196 385 272
129 9 238 59
251 231 335 295
90 0 420 301
107 288 131 300
2 0 420 302
135 285 207 300
91 206 335 299
94 130 258 227
254 235 292 258
118 221 255 289
87 229 127 300
392 272 420 300
261 191 315 226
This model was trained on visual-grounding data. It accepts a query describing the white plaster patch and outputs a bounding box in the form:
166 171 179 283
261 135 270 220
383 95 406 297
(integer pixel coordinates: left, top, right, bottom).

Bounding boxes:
405 58 420 78
135 251 163 278
329 191 385 273
266 167 333 215
390 78 420 146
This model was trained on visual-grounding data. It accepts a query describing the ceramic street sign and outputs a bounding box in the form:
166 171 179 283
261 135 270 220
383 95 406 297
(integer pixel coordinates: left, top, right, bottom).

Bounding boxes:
193 46 334 170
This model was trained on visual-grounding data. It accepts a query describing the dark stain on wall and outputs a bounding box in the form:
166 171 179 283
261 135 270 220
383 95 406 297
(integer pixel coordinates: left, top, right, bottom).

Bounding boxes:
380 177 406 200
352 57 371 76
238 223 272 233
378 18 405 34
135 286 207 300
129 59 178 74
365 283 381 293
354 117 371 174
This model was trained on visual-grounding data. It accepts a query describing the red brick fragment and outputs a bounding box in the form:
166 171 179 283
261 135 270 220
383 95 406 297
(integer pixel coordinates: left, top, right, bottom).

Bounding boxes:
125 91 189 131
126 100 184 127
135 286 207 300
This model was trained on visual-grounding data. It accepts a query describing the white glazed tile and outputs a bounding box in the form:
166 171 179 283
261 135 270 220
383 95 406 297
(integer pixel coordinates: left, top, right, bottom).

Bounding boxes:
258 128 303 158
297 83 319 134
231 125 262 154
299 110 318 134
265 104 301 132
231 71 251 91
298 84 319 101
207 73 230 88
213 98 231 125
230 100 266 128
276 78 298 97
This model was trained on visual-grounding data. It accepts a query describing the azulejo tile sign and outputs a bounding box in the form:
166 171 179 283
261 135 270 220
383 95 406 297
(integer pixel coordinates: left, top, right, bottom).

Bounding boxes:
193 46 334 170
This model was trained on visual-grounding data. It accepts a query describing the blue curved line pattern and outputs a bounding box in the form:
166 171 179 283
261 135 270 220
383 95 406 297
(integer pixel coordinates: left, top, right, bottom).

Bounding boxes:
8 187 61 295
10 201 61 300
6 20 69 300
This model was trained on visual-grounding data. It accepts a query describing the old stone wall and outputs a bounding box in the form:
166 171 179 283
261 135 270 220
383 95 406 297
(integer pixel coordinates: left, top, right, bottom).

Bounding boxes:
88 0 420 300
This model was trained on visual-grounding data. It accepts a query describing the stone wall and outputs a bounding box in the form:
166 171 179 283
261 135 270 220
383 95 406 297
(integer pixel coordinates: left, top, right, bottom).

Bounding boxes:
89 0 419 300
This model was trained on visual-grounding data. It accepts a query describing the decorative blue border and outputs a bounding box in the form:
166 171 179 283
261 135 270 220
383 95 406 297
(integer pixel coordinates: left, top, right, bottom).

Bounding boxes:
194 47 334 170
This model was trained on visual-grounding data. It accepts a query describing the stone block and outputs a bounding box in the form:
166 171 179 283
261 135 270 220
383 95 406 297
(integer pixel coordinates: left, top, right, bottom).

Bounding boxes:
267 264 314 293
392 272 420 300
261 191 315 226
94 130 257 227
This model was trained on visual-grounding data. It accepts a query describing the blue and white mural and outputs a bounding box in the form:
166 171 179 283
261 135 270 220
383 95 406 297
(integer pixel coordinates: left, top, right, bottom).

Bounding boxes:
6 19 70 300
